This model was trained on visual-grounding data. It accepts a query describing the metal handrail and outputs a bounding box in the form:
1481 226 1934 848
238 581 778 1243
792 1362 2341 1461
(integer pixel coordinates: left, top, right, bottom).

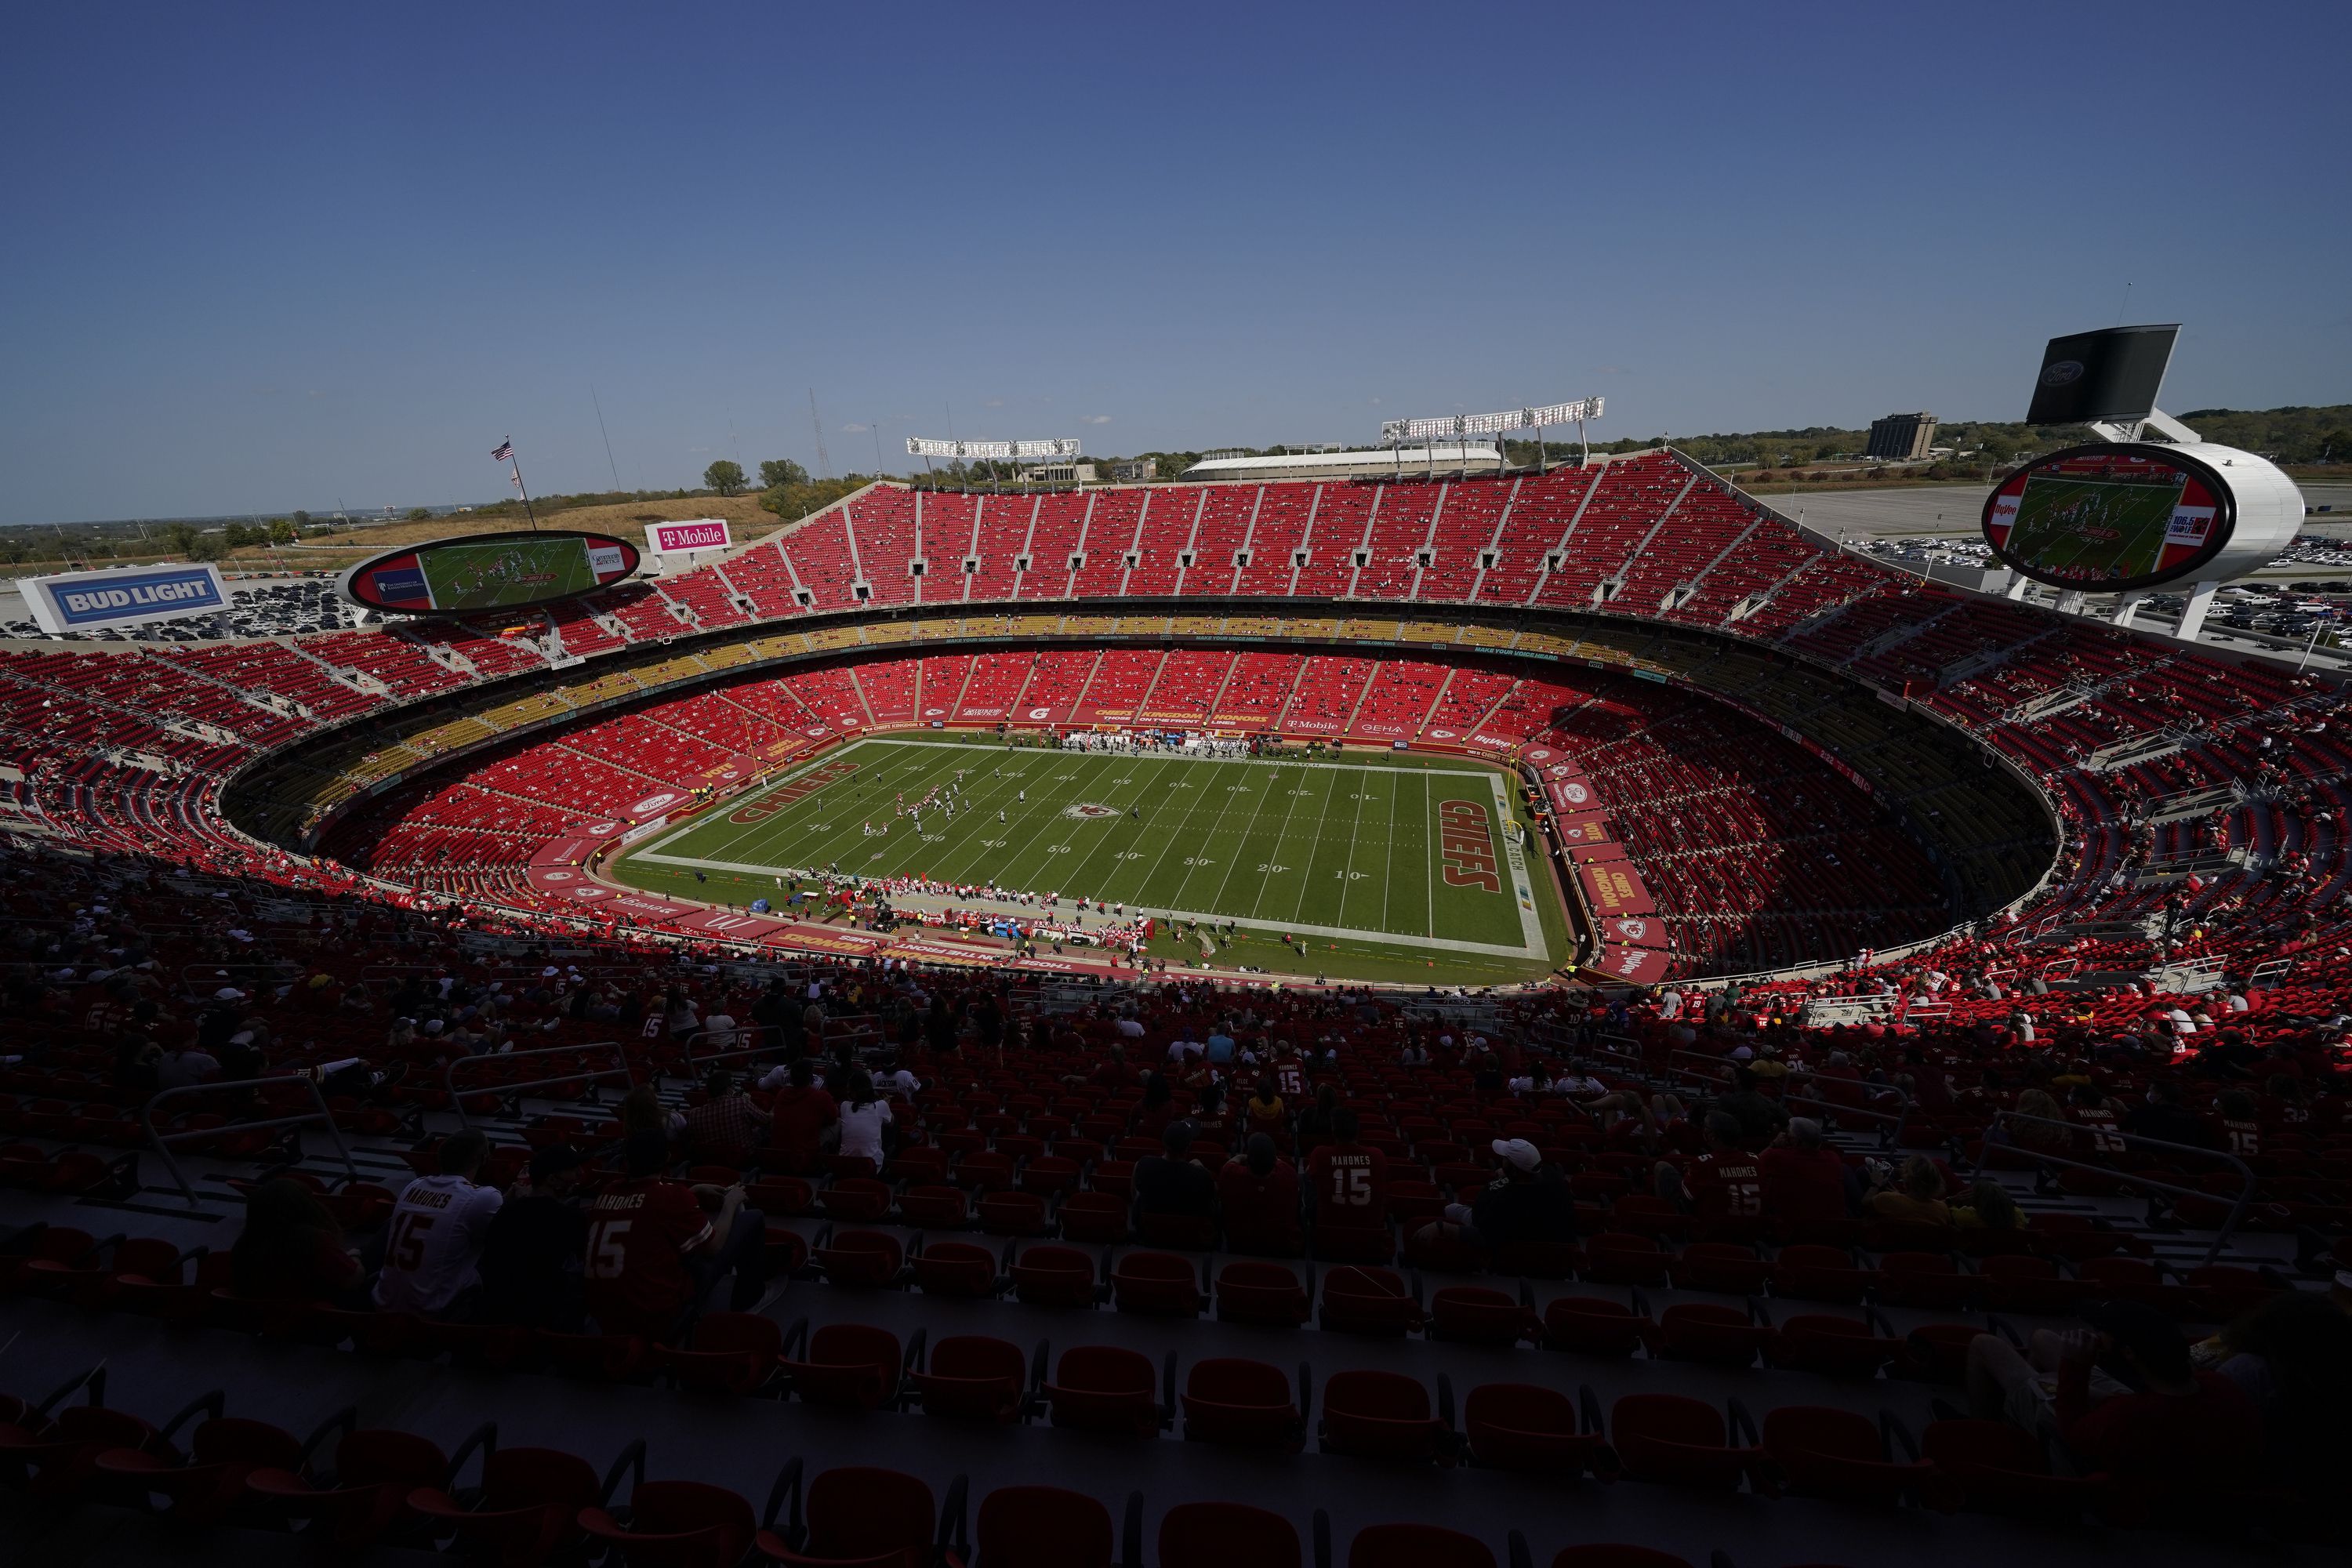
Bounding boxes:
1972 1109 2256 1266
141 1076 359 1208
441 1040 635 1126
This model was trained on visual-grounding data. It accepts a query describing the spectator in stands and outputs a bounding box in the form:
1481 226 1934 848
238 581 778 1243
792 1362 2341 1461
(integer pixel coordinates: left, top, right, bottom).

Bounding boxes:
683 1070 759 1167
2125 1079 2213 1148
2192 1286 2352 1501
1953 1177 2026 1232
1966 1300 2261 1494
1131 1072 1178 1138
1133 1121 1218 1225
1062 1042 1133 1091
156 1039 220 1091
477 1145 589 1330
375 1129 503 1317
760 1057 836 1174
583 1131 766 1339
2002 1087 2071 1154
620 1083 682 1145
1655 1114 1766 1234
1412 1139 1577 1258
1305 1106 1389 1238
1216 1134 1299 1254
1757 1117 1850 1226
835 1067 894 1170
1714 1066 1789 1144
1863 1154 1952 1226
1242 1075 1287 1149
1293 1082 1340 1155
231 1178 363 1305
1190 1081 1232 1146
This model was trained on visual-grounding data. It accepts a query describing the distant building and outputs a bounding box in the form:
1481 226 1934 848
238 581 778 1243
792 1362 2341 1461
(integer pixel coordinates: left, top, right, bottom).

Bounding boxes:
1867 412 1939 462
1107 459 1157 484
1018 462 1095 485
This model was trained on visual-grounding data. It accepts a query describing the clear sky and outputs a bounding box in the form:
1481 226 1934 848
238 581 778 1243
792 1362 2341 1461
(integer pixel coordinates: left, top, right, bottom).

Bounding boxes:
3 1 2345 524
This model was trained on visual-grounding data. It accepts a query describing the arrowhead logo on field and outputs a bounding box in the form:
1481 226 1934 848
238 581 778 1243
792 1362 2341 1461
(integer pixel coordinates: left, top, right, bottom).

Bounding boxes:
1062 803 1120 818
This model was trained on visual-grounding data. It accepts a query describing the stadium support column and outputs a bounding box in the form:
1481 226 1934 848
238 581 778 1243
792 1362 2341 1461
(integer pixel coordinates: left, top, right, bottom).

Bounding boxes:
2111 590 2146 628
2173 580 2222 644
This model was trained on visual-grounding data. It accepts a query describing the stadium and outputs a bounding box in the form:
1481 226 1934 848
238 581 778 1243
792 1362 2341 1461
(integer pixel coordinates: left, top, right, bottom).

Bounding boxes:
4 12 2349 1568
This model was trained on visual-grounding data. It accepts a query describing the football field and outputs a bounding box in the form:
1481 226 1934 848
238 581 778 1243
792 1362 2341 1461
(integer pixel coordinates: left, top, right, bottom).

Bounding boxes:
609 735 1567 984
2004 473 2181 581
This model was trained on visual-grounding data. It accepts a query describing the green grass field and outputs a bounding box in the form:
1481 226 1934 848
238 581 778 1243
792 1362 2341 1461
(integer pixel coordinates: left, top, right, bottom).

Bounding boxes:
608 734 1570 985
423 537 598 610
2005 473 2183 581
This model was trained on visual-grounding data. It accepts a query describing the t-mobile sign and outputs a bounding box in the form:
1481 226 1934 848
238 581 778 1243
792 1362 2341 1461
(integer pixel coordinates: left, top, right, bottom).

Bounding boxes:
644 518 732 554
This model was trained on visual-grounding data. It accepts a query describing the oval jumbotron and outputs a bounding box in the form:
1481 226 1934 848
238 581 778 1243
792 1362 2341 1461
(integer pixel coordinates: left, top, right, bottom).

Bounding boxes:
336 528 641 615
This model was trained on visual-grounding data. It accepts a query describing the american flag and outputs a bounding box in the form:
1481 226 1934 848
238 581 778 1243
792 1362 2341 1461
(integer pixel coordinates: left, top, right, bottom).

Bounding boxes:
490 441 514 462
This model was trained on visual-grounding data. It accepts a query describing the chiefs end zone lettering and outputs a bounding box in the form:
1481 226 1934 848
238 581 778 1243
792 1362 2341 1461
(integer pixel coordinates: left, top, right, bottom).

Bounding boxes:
1437 799 1501 892
730 760 858 825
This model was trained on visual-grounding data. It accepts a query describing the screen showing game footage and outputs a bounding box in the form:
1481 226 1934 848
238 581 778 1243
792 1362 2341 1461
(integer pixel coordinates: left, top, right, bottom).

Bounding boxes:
1982 444 2230 591
339 531 639 614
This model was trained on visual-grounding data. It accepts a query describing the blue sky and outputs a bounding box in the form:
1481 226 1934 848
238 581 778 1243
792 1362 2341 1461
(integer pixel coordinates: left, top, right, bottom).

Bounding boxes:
3 1 2345 524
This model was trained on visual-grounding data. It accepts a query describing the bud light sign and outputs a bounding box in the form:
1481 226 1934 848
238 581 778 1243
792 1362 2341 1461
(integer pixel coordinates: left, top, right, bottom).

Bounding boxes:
645 518 732 555
24 562 230 636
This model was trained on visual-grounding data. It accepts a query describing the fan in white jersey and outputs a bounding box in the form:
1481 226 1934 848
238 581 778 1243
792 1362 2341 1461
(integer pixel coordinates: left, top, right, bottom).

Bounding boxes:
375 1130 504 1316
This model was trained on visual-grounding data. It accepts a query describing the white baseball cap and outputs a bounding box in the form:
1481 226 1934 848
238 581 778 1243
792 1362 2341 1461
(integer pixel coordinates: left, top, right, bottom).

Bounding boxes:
1491 1138 1542 1172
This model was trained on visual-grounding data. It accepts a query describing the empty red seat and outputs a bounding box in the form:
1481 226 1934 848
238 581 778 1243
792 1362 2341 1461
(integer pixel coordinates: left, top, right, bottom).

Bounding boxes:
1464 1382 1608 1477
1763 1404 1935 1506
817 1178 891 1222
1652 1303 1770 1368
1875 1250 1972 1309
94 1414 304 1526
1010 1243 1100 1308
1180 1358 1304 1450
1550 1548 1694 1568
1056 1191 1130 1243
1770 1313 1902 1380
813 1229 903 1288
1770 1244 1878 1304
579 1477 757 1568
912 1334 1030 1424
1319 1370 1447 1463
1112 1251 1203 1316
1159 1500 1301 1568
1215 1261 1309 1326
1973 1254 2082 1314
1043 1345 1164 1436
754 1461 945 1568
896 1184 971 1229
976 1485 1124 1568
1582 1232 1670 1287
779 1323 903 1409
1610 1394 1762 1491
1347 1522 1495 1568
408 1443 604 1563
651 1312 785 1396
1666 1242 1769 1295
1318 1267 1424 1336
910 1240 1000 1298
1429 1286 1538 1346
1542 1296 1649 1358
247 1425 452 1549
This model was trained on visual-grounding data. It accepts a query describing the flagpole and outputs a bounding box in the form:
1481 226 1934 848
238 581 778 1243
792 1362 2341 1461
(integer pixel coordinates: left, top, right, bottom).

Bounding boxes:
512 459 540 532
